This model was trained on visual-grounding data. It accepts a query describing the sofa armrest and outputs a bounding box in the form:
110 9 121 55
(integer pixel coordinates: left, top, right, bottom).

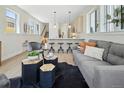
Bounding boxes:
94 65 124 88
0 74 10 88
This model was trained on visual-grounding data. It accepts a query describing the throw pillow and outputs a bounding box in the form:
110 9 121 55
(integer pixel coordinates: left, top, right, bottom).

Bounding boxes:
79 42 96 53
84 46 104 60
78 42 85 53
85 42 96 47
79 42 96 47
79 42 86 47
77 46 85 53
80 47 85 53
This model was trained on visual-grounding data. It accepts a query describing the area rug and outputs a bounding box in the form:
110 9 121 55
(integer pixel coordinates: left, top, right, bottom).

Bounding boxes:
10 62 89 88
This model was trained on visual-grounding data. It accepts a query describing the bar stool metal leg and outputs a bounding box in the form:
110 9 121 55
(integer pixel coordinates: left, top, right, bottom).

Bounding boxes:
67 43 73 53
49 43 55 53
58 43 64 53
75 43 79 46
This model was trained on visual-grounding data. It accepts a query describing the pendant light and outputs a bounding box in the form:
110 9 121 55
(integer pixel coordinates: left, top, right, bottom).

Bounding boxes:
53 11 57 28
68 11 71 29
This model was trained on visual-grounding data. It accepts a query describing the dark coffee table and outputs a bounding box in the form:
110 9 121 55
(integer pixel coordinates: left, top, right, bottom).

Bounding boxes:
22 58 43 85
44 55 58 66
39 64 55 88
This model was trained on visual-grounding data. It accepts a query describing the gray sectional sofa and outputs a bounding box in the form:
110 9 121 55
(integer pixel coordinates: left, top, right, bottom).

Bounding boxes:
73 40 124 88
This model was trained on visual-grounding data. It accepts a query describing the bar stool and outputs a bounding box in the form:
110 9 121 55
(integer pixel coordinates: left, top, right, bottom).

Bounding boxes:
49 43 55 53
75 43 79 46
58 43 64 53
67 43 73 53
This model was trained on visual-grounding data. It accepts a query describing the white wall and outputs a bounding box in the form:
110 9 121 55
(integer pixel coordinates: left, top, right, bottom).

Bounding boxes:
0 5 44 61
72 16 83 33
79 32 124 44
0 34 40 61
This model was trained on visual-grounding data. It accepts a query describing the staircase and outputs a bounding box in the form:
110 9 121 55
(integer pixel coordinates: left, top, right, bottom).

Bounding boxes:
40 23 49 39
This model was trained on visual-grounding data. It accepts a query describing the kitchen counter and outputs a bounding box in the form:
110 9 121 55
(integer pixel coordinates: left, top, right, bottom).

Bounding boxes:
48 38 84 40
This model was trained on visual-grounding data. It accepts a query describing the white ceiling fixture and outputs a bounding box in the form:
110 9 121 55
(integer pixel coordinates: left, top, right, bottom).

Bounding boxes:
68 11 71 29
18 5 96 23
53 11 57 28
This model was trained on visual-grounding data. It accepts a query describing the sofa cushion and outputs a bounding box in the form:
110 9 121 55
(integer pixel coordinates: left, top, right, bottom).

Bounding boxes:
89 40 112 61
81 61 111 78
73 50 99 62
79 60 111 87
107 43 124 65
84 46 104 60
96 40 112 61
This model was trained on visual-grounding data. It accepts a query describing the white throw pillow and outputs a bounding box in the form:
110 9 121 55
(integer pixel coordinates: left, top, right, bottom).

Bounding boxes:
84 46 104 60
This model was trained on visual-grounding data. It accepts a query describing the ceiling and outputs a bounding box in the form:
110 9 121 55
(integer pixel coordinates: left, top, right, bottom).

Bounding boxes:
18 5 95 23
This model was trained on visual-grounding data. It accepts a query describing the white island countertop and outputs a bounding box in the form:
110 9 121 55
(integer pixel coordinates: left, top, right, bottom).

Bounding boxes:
48 38 85 40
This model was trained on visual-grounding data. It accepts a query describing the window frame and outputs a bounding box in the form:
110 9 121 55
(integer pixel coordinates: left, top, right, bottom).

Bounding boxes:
5 8 20 34
87 7 100 33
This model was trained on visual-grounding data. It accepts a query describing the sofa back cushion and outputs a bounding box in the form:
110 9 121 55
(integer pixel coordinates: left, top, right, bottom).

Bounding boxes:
107 43 124 65
96 40 112 61
84 46 104 60
89 40 112 61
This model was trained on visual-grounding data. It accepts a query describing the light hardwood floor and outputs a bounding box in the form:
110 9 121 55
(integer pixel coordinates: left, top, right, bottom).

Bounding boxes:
0 52 75 79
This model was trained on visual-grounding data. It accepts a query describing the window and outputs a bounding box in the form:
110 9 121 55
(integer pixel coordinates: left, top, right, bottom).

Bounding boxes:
6 9 16 19
90 11 96 33
87 5 124 33
88 8 100 33
5 8 19 33
104 5 124 32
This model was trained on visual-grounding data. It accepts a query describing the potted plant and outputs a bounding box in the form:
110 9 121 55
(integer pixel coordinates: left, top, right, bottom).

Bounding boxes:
106 6 124 27
28 51 40 60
